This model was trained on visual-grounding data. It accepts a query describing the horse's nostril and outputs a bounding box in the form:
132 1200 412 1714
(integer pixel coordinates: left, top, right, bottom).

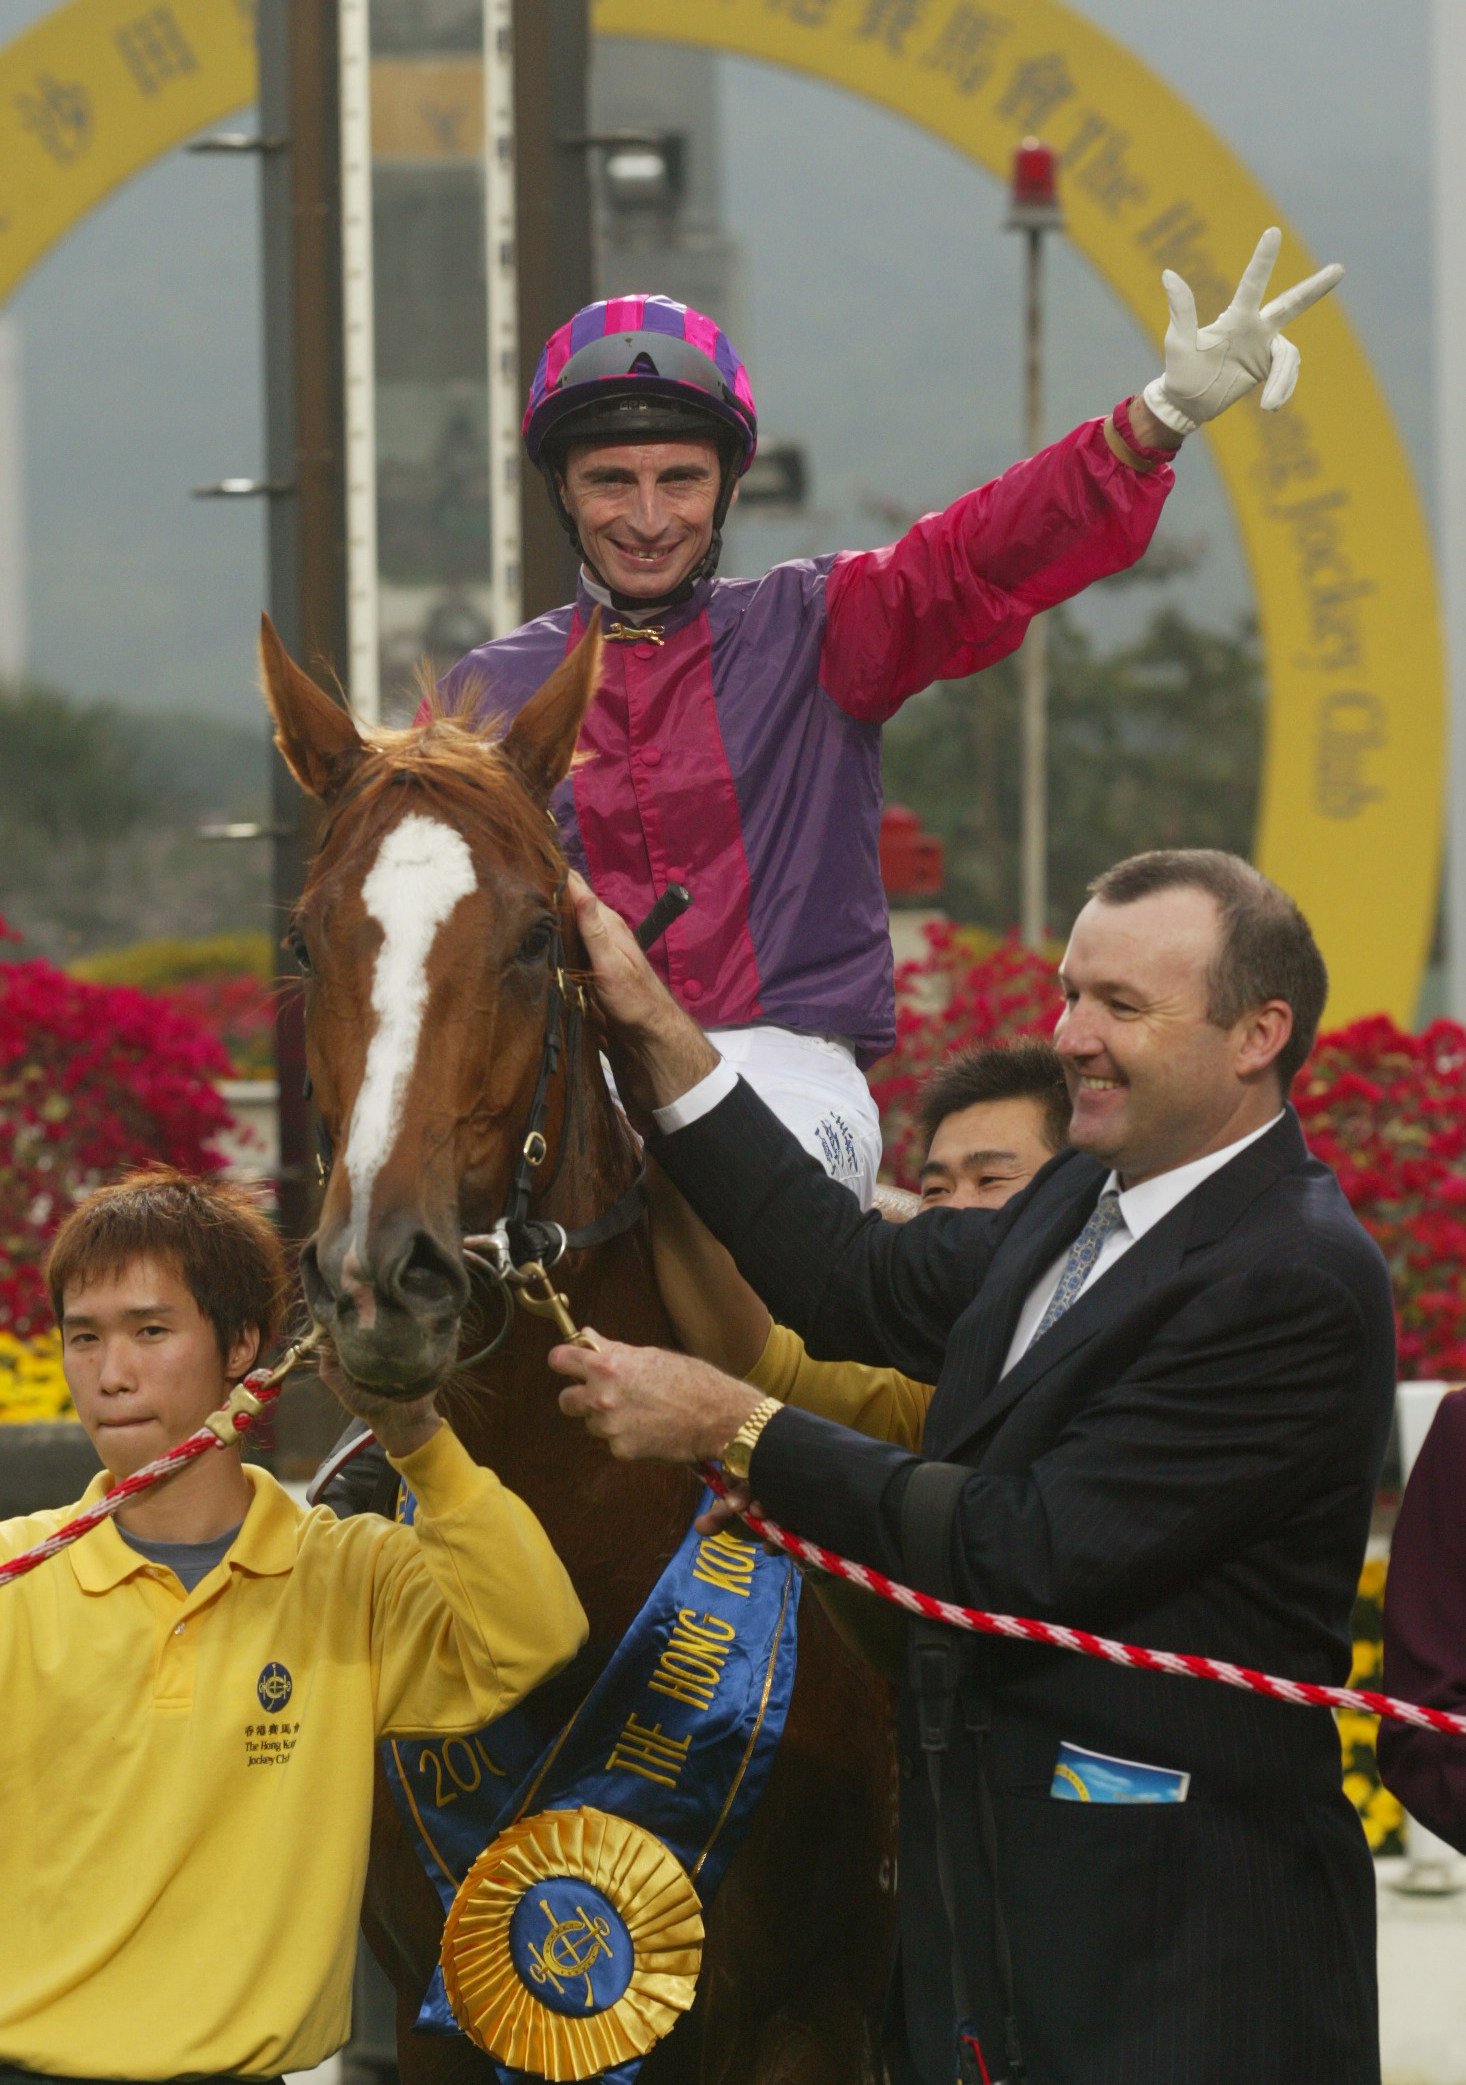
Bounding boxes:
388 1232 469 1313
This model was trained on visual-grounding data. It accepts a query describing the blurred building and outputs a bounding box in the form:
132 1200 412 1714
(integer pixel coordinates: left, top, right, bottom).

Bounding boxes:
590 41 746 349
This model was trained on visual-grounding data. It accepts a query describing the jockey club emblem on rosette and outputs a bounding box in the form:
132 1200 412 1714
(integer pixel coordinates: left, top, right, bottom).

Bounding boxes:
519 1878 627 2009
441 1809 702 2078
381 1489 800 2081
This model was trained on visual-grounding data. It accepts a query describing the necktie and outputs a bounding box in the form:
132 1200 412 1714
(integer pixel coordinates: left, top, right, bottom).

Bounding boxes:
1030 1189 1126 1344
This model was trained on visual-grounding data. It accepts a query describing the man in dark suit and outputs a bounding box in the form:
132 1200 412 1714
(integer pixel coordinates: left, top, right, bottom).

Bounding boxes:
553 848 1396 2085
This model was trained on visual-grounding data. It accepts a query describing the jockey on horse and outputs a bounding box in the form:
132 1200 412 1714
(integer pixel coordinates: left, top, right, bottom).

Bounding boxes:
435 229 1342 1206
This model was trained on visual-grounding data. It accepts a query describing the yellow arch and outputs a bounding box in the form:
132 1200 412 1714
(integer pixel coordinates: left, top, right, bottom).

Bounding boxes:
1 0 1442 1020
0 0 254 297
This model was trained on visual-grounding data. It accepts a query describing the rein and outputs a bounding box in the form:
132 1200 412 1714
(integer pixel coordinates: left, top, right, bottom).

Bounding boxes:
454 896 638 1366
0 1326 325 1589
452 887 689 1365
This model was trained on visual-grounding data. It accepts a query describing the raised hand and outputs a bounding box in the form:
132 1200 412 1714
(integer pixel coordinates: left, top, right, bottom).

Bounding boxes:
1142 227 1343 436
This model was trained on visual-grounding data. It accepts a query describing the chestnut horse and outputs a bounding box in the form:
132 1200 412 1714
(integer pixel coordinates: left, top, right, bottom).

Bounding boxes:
259 617 896 2085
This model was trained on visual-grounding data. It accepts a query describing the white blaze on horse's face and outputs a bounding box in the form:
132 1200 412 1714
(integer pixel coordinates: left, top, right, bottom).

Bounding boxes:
346 813 477 1243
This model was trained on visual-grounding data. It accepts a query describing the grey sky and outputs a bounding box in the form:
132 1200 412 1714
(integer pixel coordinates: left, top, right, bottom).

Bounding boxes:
0 0 1431 714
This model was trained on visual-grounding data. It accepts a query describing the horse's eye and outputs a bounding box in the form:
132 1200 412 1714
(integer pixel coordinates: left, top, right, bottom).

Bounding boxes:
288 931 313 977
515 921 554 966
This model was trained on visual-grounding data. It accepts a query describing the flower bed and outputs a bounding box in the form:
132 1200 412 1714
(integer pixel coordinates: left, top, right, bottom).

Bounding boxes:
1296 1019 1466 1378
71 934 276 1079
1 919 233 1342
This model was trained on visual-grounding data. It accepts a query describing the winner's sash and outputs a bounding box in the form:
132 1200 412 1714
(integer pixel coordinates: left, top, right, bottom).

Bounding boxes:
382 1488 800 2082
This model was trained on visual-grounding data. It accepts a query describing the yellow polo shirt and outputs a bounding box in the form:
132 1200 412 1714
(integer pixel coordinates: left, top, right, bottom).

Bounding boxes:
0 1425 587 2079
746 1320 932 1451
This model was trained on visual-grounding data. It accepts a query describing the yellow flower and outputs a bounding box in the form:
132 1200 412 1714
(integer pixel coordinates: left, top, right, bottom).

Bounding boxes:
1349 1638 1383 1687
1336 1710 1379 1758
0 1332 75 1421
1342 1770 1377 1810
1360 1786 1406 1851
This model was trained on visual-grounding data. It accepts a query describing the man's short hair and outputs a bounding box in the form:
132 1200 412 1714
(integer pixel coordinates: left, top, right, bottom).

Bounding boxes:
916 1040 1071 1157
1086 849 1328 1091
46 1168 287 1366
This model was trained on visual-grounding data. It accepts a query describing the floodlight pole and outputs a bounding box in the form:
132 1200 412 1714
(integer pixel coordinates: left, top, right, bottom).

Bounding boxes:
1005 138 1063 950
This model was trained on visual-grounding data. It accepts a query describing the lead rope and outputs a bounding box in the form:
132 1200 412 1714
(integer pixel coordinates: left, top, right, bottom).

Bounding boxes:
0 1325 324 1588
692 1465 1466 1739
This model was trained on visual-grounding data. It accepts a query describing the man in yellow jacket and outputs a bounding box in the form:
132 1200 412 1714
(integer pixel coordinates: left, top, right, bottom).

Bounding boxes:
0 1168 586 2085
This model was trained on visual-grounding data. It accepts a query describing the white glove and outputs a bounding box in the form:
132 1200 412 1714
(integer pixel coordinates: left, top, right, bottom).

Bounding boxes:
1142 227 1343 436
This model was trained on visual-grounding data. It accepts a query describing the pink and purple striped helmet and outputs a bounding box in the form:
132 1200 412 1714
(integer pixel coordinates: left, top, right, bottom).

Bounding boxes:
522 295 758 474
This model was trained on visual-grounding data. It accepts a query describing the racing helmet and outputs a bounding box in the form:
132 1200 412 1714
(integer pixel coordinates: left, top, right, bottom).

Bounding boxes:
523 296 758 602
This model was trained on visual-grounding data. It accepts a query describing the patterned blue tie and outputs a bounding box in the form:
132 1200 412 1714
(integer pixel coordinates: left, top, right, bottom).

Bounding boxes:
1030 1189 1126 1344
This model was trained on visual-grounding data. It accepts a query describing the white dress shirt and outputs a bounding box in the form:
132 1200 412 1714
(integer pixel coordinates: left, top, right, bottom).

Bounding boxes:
652 1055 740 1133
999 1113 1284 1376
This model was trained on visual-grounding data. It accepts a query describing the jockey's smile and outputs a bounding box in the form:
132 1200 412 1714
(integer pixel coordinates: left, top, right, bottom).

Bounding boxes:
559 437 725 603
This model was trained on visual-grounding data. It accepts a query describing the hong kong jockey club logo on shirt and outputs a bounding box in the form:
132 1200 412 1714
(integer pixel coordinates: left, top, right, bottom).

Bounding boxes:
257 1662 293 1714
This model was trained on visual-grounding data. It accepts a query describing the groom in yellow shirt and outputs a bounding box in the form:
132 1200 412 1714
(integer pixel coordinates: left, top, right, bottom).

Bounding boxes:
0 1168 585 2085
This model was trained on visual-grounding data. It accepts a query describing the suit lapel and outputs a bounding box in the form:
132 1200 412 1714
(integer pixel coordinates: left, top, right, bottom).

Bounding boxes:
921 1160 1103 1460
948 1208 1191 1450
923 1109 1308 1461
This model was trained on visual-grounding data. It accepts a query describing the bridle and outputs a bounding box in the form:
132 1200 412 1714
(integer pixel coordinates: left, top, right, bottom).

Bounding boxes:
455 888 646 1365
308 879 691 1372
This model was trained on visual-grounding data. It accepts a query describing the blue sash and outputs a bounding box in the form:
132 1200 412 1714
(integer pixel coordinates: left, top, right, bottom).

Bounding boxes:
381 1487 800 2078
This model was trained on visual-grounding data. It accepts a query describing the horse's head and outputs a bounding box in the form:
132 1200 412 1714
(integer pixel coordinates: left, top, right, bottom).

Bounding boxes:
260 614 603 1395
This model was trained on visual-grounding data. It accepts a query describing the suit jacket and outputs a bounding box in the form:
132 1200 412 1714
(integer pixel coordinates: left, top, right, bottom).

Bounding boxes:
655 1087 1395 2085
1378 1387 1466 1851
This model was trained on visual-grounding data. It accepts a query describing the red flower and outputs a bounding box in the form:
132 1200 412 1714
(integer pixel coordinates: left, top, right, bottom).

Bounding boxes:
0 917 231 1338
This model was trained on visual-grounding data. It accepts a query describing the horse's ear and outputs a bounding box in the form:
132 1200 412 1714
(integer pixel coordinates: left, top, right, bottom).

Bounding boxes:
500 613 604 803
258 613 367 801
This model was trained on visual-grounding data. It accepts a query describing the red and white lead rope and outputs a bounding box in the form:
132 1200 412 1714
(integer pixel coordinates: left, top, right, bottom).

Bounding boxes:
0 1326 323 1590
699 1465 1466 1742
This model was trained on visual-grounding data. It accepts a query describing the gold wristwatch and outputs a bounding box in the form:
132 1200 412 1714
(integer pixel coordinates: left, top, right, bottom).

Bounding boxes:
721 1396 783 1482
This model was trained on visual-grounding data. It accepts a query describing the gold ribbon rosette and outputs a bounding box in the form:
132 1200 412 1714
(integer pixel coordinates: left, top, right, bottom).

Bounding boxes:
440 1805 704 2080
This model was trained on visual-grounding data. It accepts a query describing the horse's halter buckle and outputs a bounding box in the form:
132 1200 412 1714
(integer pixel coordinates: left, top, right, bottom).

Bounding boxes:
459 1223 598 1359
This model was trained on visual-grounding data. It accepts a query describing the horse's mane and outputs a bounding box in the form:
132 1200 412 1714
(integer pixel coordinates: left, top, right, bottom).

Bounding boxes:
317 681 564 886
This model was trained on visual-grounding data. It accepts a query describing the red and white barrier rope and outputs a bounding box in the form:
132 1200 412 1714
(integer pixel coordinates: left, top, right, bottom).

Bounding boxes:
0 1326 323 1590
700 1466 1466 1741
